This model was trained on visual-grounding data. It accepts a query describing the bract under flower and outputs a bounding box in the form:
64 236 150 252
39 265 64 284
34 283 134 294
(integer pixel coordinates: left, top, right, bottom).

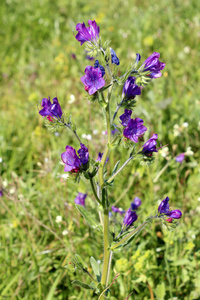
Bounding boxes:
123 118 147 143
142 52 165 78
75 20 100 45
81 66 105 95
122 77 141 100
74 192 87 207
39 97 62 119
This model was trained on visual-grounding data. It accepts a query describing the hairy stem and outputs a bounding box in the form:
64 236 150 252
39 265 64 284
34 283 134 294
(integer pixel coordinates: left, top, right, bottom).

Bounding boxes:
63 122 82 144
89 177 101 205
100 209 110 285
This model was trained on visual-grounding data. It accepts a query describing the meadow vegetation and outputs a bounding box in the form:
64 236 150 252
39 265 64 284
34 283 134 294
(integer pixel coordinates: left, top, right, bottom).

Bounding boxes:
0 0 200 299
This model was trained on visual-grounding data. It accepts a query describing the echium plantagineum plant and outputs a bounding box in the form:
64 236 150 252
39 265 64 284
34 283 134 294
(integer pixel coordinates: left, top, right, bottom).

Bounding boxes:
38 20 182 299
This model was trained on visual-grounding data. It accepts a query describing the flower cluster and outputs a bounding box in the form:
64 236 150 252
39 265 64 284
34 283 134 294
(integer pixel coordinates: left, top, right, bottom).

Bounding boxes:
75 20 100 45
61 144 89 173
140 134 160 157
81 66 105 95
158 197 182 222
141 52 165 78
39 97 62 121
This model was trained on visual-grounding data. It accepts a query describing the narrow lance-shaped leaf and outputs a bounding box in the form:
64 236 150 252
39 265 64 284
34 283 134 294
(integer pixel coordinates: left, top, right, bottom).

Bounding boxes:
75 204 102 231
72 280 93 290
75 254 88 270
90 257 101 282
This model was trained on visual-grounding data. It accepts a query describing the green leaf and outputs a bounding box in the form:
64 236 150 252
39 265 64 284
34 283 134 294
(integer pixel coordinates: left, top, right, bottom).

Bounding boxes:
111 160 120 177
75 205 101 231
75 254 88 270
171 259 191 266
90 257 101 282
72 280 93 290
155 282 166 300
46 271 64 300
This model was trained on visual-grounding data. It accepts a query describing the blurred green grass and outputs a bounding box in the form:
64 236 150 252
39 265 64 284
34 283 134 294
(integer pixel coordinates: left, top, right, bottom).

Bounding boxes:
0 0 200 299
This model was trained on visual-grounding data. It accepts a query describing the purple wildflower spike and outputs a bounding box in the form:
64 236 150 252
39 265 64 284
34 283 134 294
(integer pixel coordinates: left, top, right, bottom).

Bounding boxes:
74 192 87 207
175 153 185 163
142 52 165 78
110 48 120 65
39 97 62 120
122 77 141 101
119 109 132 127
81 66 105 95
123 118 147 143
131 197 142 210
75 20 100 45
123 208 138 228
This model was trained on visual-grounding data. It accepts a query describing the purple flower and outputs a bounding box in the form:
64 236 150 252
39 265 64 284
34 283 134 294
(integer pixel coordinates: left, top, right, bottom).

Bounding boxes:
39 97 62 120
96 152 109 165
77 143 89 165
94 60 105 77
123 118 147 143
141 134 159 156
175 153 185 164
131 197 142 210
135 53 141 64
81 66 105 95
75 20 100 45
61 144 89 173
0 189 3 197
112 206 126 215
122 77 141 101
142 52 165 78
119 109 132 127
74 192 87 207
110 48 120 65
158 196 182 221
86 55 94 60
123 208 138 228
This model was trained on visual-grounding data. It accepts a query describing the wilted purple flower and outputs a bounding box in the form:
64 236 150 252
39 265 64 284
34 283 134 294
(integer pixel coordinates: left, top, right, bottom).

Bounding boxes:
142 52 165 78
81 66 105 95
122 77 141 100
61 144 89 173
141 134 159 156
158 196 182 221
75 20 100 45
39 97 62 120
123 118 147 143
112 206 126 215
131 197 142 210
175 153 185 164
123 208 138 228
77 143 89 165
94 60 105 77
96 152 109 165
119 109 132 127
110 48 120 65
74 192 87 207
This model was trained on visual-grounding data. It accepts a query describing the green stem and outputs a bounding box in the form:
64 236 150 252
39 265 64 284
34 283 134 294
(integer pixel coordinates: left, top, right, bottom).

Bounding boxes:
107 156 134 184
63 122 82 144
100 209 110 285
89 177 101 205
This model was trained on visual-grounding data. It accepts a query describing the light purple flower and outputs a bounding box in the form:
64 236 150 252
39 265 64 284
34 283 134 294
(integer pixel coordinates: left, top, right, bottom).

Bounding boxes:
123 208 138 228
119 109 132 127
74 192 87 207
112 206 126 215
122 77 141 101
39 97 62 120
110 48 120 65
131 197 142 210
61 144 89 173
123 118 147 142
168 210 182 219
158 196 182 221
81 66 105 95
75 20 100 45
142 52 165 78
175 153 185 164
141 134 159 156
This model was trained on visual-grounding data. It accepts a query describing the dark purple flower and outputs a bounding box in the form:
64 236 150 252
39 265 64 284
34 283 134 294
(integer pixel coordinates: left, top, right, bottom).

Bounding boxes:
110 48 120 65
122 77 141 100
75 20 100 45
77 143 89 165
96 152 109 165
112 206 126 215
81 66 105 95
158 196 182 220
74 192 87 207
131 197 142 210
119 109 132 127
123 118 147 143
175 153 185 164
94 60 105 77
142 52 165 78
39 97 62 119
61 146 81 173
123 208 138 228
141 134 159 156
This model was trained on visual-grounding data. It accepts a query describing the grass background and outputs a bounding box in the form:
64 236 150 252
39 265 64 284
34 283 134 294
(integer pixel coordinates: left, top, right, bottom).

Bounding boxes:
0 0 200 299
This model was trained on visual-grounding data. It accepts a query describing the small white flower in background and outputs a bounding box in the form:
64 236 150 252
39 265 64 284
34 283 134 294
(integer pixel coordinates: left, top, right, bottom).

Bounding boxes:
159 146 169 158
55 132 59 136
62 230 69 236
44 157 49 163
182 122 188 128
0 157 2 163
102 130 106 135
185 146 194 156
81 133 92 140
68 94 75 104
55 216 62 223
173 124 181 137
3 180 8 187
93 129 99 135
9 187 15 194
183 46 190 54
197 197 200 202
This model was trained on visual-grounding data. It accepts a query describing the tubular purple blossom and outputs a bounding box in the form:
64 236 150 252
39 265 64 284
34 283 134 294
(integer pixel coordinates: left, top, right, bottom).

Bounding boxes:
75 20 100 45
123 208 138 228
175 153 185 163
81 66 105 95
110 48 120 65
142 52 165 78
74 192 87 207
123 118 147 143
119 109 132 127
131 197 142 210
122 77 141 101
168 210 182 219
39 97 62 119
141 134 159 156
158 196 182 221
61 144 89 173
158 196 170 214
77 143 89 165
